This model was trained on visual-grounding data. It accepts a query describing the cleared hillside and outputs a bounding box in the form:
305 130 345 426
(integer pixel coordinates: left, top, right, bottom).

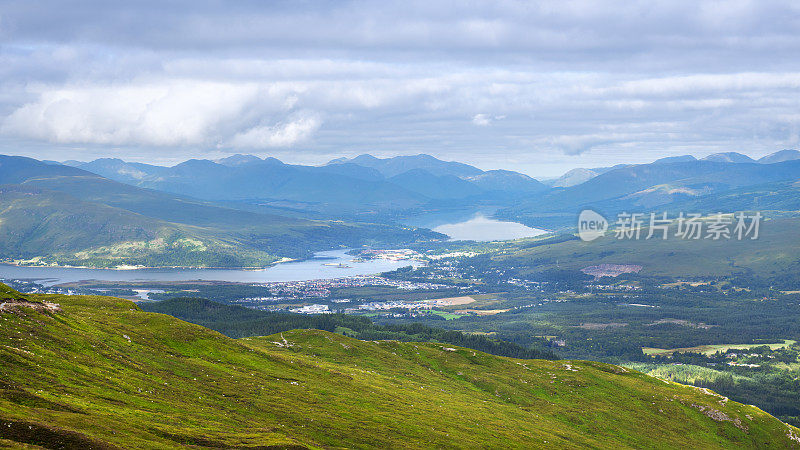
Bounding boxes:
0 286 798 448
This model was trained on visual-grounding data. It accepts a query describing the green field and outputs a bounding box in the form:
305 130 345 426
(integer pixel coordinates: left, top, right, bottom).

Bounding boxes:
643 340 798 357
428 310 465 320
1 285 799 448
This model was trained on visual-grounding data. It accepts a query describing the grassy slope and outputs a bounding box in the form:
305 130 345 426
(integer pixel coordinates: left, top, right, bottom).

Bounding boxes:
0 288 798 448
492 217 800 278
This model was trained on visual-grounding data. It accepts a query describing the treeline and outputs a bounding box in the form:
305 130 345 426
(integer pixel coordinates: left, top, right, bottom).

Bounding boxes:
141 297 558 360
698 373 800 426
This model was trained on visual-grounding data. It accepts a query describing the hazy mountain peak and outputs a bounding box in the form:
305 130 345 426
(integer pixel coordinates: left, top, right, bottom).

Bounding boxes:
216 154 265 167
349 153 381 162
652 155 696 164
758 149 800 164
333 153 483 178
700 152 755 163
466 169 547 193
550 168 599 188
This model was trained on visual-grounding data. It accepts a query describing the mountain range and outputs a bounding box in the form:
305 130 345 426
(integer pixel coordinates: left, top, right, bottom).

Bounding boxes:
0 155 441 268
545 150 800 188
0 148 799 266
499 152 800 229
66 154 548 217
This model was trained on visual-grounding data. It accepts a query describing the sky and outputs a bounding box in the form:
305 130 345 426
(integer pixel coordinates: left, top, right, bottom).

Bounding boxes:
1 1 799 177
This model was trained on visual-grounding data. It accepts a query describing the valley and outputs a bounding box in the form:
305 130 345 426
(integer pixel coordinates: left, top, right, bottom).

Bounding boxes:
2 150 800 442
5 4 800 447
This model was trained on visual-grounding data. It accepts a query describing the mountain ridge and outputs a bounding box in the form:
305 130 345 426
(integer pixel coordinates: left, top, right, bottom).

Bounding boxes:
0 155 443 267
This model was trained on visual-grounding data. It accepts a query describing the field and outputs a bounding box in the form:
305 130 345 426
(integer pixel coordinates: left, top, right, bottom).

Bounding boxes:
427 293 503 310
2 286 798 448
643 340 797 357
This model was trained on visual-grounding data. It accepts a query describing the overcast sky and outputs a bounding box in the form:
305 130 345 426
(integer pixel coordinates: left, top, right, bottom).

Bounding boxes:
1 0 799 176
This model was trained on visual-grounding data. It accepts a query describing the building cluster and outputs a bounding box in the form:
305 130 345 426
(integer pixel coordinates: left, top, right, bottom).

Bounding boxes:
290 304 332 314
237 275 450 303
355 248 424 262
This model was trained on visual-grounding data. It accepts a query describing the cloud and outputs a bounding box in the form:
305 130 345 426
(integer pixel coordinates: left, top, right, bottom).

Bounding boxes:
1 1 800 175
0 81 318 148
542 133 633 156
228 113 321 148
472 114 491 126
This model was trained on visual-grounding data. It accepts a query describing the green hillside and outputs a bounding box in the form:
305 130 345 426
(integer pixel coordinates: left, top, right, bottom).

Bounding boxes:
1 286 798 448
0 155 443 267
0 185 280 268
486 216 800 278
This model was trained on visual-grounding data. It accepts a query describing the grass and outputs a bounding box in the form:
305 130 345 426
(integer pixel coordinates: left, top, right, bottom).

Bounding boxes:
1 285 799 448
428 310 465 320
625 363 752 386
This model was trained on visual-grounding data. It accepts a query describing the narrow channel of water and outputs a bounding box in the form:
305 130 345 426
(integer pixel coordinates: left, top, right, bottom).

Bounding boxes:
0 249 421 286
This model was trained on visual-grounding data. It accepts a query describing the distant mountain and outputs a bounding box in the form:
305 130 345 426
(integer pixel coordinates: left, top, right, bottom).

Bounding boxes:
547 168 600 188
0 155 442 267
652 155 696 164
464 169 548 193
77 158 168 184
542 152 796 193
73 154 550 217
0 154 92 183
500 159 800 228
758 149 800 164
701 152 755 163
315 162 385 181
329 153 484 178
74 157 427 214
545 163 636 188
388 169 484 199
215 154 266 166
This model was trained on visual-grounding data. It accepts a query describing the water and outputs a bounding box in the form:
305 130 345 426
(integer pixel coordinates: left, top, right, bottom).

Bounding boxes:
0 249 422 286
0 214 545 285
431 213 547 241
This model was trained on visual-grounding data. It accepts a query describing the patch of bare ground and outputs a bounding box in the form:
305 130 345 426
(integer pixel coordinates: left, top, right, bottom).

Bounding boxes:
691 404 747 431
0 299 61 314
647 318 717 329
575 322 628 330
454 309 510 316
424 296 476 307
581 264 642 278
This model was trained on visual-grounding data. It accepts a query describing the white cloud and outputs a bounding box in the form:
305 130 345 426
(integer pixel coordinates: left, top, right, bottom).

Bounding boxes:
2 1 800 174
228 113 321 148
472 114 491 126
0 81 318 148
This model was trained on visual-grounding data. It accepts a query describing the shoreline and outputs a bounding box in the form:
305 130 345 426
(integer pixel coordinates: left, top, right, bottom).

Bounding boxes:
0 256 300 271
